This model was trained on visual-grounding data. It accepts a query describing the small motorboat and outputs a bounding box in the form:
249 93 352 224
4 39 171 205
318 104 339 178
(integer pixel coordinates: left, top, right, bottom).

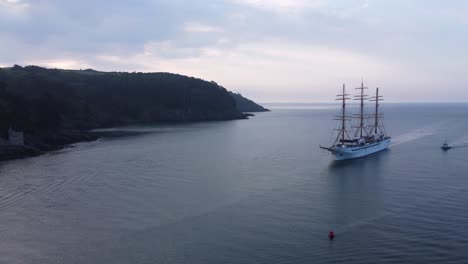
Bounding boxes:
441 141 452 151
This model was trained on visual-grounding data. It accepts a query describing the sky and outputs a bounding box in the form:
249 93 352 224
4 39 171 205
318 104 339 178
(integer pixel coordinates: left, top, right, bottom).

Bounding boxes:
1 0 467 102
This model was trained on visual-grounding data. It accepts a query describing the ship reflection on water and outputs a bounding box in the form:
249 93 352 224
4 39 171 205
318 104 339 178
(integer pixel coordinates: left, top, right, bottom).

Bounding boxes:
325 149 390 238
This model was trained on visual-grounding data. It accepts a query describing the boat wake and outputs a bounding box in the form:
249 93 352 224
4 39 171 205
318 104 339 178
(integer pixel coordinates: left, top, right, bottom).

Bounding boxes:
451 145 468 149
391 124 442 146
448 135 468 148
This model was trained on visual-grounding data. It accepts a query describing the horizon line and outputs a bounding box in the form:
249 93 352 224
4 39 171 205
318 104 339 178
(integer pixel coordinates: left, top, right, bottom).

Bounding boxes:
260 101 468 104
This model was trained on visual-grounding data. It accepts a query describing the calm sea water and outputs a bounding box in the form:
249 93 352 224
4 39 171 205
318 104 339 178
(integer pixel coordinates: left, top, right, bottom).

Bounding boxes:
1 103 468 263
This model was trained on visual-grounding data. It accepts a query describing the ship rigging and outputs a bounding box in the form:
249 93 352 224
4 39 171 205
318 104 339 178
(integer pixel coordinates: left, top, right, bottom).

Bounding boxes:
320 82 391 160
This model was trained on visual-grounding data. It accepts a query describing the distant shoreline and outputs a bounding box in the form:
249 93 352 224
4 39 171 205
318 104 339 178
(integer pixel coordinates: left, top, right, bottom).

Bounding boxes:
0 65 269 162
0 115 266 162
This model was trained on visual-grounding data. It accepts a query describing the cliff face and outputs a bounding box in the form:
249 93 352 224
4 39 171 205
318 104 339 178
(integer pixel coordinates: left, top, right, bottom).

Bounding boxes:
0 65 250 134
229 92 270 112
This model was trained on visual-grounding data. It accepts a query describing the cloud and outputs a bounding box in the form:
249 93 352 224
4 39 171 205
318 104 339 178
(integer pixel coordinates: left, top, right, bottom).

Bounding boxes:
0 0 30 16
183 22 223 33
1 0 468 101
361 0 369 9
1 0 29 8
142 40 204 58
232 0 325 12
25 59 91 69
86 38 396 101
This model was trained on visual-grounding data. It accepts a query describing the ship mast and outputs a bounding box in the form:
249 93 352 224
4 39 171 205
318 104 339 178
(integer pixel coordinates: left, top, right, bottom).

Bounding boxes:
341 84 346 142
374 88 379 134
370 87 383 134
334 84 351 144
354 80 368 138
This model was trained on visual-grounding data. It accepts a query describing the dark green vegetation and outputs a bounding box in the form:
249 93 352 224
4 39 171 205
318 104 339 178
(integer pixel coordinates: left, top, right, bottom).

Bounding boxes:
0 65 268 160
230 92 269 112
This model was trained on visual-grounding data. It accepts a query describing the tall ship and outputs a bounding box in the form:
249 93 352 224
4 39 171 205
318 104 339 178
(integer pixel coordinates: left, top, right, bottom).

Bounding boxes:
320 82 391 160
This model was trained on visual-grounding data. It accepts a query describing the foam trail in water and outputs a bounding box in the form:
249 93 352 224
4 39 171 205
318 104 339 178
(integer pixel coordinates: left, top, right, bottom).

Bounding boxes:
391 124 443 146
449 135 468 148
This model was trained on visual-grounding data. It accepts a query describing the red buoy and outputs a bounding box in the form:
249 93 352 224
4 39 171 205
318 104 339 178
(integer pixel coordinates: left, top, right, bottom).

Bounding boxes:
328 231 335 240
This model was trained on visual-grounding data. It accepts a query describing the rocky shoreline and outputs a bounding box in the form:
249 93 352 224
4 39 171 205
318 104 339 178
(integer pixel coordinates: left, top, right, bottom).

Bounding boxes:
0 145 42 161
0 113 257 162
0 65 269 162
0 130 99 162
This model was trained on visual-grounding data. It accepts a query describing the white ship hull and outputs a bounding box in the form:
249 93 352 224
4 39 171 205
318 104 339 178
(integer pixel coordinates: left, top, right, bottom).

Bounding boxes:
320 83 390 161
329 138 391 160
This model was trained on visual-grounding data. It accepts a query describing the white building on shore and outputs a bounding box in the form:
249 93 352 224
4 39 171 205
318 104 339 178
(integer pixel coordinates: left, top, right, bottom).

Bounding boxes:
8 127 24 145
